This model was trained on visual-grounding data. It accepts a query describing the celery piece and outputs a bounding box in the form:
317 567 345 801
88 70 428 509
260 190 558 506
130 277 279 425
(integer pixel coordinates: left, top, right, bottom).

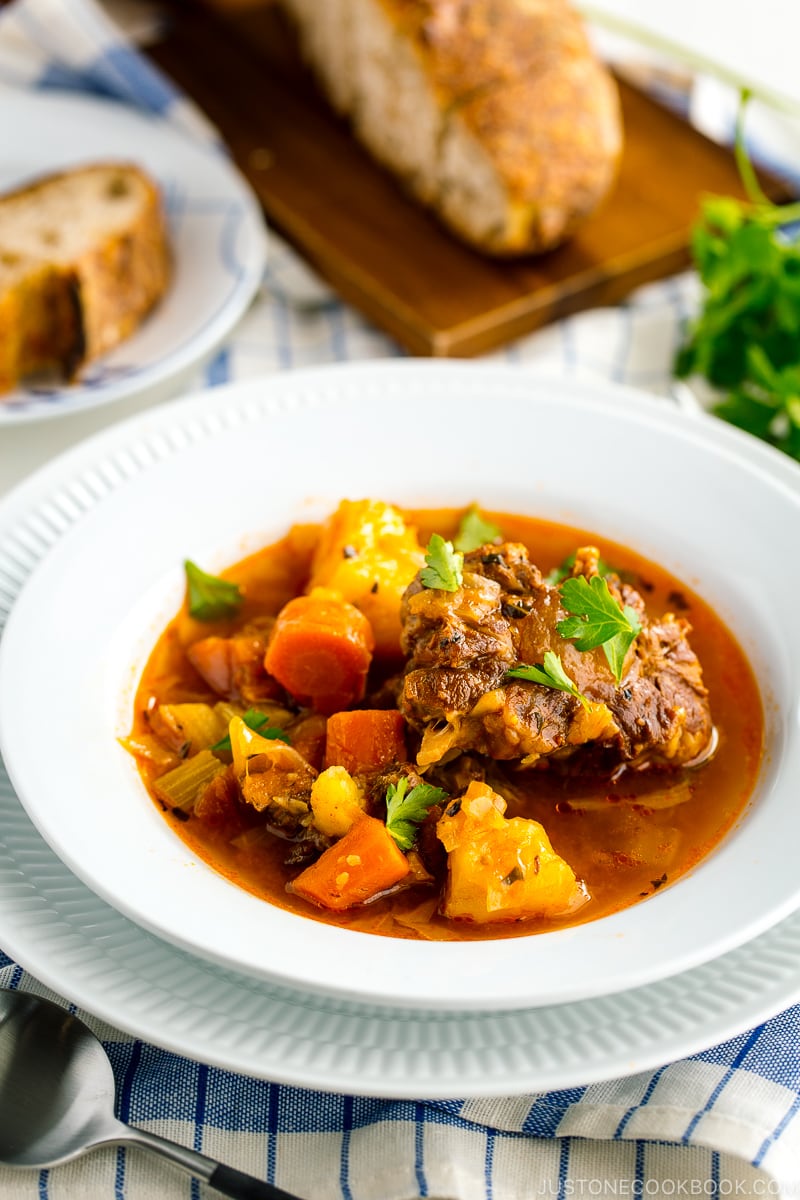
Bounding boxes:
152 749 226 812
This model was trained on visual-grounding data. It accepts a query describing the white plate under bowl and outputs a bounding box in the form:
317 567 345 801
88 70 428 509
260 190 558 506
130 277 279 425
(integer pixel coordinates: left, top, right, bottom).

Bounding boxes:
0 363 798 1011
2 777 800 1099
0 89 266 423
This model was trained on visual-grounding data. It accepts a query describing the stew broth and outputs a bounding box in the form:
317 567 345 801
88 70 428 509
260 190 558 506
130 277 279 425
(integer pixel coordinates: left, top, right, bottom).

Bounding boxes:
130 508 763 941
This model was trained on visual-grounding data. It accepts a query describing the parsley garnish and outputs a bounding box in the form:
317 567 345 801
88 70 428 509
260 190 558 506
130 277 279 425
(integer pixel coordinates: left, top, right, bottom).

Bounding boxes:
675 90 800 462
507 651 590 710
184 560 243 621
453 506 502 553
420 534 463 592
557 575 641 685
212 709 291 754
385 778 449 850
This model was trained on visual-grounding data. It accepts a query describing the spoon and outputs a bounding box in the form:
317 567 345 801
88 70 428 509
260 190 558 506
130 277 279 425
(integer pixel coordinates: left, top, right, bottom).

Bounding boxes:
0 988 302 1199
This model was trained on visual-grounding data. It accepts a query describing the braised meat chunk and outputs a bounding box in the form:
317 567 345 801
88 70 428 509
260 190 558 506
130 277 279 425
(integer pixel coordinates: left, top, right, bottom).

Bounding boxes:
399 542 713 771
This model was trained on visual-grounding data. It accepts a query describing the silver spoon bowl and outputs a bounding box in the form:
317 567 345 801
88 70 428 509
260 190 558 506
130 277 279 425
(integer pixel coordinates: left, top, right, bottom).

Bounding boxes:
0 988 302 1199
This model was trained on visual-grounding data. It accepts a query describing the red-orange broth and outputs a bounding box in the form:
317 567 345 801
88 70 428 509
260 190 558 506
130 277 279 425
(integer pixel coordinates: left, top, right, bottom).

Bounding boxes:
130 509 763 940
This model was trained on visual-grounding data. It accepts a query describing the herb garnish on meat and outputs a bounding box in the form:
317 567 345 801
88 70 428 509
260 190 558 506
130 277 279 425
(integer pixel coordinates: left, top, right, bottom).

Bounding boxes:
420 534 463 592
184 560 243 620
385 779 449 850
507 652 590 710
557 575 641 685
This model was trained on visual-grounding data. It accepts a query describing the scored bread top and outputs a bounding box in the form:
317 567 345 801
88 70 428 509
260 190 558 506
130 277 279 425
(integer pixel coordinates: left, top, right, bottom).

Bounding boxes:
381 0 595 95
0 162 162 288
282 0 622 253
376 0 622 203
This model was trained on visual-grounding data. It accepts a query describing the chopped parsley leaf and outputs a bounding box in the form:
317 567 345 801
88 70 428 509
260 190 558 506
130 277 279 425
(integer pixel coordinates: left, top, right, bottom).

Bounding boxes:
385 778 449 850
420 533 463 592
184 560 243 621
506 651 590 710
453 506 502 553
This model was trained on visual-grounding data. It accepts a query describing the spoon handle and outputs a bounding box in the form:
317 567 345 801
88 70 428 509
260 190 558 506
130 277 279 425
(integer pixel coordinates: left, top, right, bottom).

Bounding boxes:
118 1124 301 1200
209 1163 302 1200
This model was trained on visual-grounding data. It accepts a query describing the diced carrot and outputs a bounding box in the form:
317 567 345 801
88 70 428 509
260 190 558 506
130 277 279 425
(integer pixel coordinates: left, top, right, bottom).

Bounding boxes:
289 815 409 910
264 588 374 715
324 710 407 774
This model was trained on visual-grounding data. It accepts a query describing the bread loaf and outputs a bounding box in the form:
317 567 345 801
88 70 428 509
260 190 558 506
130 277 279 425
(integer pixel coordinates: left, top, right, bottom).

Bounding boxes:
280 0 623 256
0 162 171 394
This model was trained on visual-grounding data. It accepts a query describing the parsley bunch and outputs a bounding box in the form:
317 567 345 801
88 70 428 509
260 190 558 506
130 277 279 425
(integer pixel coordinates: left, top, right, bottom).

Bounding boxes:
675 92 800 460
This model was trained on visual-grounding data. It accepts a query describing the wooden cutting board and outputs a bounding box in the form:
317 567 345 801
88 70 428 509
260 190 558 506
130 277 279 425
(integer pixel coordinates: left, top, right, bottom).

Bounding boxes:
149 3 764 356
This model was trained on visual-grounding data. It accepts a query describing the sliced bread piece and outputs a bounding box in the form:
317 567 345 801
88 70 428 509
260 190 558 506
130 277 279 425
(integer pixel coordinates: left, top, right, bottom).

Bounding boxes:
0 162 171 394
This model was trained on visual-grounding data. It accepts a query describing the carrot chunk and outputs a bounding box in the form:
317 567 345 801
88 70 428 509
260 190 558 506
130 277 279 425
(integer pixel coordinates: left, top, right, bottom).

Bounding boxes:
289 815 409 910
264 588 374 715
324 709 407 774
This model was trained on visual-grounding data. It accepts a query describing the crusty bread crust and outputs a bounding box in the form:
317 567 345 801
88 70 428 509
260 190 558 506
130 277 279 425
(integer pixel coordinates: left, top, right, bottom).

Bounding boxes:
0 163 171 394
282 0 622 255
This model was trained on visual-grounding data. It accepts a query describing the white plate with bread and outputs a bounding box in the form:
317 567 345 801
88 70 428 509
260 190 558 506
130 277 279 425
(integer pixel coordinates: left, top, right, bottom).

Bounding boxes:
0 88 267 424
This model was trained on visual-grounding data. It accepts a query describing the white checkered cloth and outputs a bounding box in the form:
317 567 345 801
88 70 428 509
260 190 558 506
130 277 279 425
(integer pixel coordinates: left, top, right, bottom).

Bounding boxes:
1 2 799 1197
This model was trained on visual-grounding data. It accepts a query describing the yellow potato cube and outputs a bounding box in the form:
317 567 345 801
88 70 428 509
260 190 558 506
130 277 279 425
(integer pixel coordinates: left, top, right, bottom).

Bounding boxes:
308 499 425 658
310 765 367 838
437 781 587 923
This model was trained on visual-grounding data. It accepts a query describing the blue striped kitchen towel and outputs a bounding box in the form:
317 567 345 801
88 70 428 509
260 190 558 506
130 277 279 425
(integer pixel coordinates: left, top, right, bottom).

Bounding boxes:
1 2 800 1197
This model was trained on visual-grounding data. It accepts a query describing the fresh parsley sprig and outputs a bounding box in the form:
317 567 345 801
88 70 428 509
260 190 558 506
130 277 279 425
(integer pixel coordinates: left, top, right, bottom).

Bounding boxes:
557 575 641 685
507 651 590 710
420 533 463 592
453 506 502 553
184 560 243 621
675 90 800 461
211 708 291 755
385 778 449 850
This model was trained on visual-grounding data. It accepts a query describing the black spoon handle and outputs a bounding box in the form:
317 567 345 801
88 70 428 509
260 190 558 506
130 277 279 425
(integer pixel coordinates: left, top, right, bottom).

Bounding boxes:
209 1163 302 1200
120 1124 303 1200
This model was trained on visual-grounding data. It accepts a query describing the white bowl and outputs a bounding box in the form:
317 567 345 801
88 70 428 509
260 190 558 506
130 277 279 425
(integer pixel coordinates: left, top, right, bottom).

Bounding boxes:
0 362 798 1010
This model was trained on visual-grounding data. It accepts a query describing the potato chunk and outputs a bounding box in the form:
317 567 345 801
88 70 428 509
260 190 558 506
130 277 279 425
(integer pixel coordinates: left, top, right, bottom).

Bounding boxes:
308 498 425 658
437 781 586 923
310 765 367 837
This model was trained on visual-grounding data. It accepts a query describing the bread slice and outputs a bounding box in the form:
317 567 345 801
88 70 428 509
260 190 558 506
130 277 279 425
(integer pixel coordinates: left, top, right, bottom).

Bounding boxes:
281 0 623 256
0 162 171 394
